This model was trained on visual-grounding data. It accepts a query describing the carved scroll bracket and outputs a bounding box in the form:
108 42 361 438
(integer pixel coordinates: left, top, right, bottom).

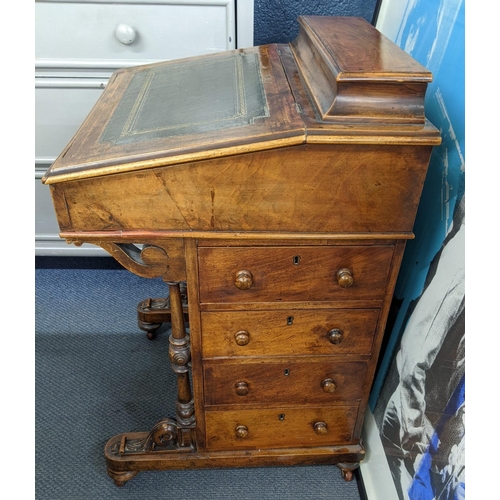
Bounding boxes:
65 239 186 282
108 416 196 465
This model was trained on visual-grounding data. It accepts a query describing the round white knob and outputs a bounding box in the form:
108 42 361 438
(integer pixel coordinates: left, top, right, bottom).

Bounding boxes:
115 24 136 45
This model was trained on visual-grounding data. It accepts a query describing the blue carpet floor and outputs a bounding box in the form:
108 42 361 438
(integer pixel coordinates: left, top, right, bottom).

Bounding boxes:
35 258 364 500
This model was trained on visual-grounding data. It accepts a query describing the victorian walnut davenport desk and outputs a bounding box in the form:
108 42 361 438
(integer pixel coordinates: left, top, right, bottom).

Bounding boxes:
42 16 440 486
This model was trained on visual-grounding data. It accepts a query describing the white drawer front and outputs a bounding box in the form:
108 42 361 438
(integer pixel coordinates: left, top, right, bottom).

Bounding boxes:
35 0 235 70
35 81 106 161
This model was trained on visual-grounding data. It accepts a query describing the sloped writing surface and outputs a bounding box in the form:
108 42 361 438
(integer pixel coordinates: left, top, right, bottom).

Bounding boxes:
100 52 269 145
43 44 305 184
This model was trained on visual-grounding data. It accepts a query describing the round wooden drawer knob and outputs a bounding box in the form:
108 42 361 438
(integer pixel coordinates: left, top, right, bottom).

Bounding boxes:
313 422 328 435
235 381 250 396
235 425 249 439
234 270 253 290
336 268 354 288
327 328 344 344
321 378 337 393
234 330 250 346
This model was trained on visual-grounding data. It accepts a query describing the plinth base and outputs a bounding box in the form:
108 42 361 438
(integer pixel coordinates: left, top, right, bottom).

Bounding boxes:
105 431 364 486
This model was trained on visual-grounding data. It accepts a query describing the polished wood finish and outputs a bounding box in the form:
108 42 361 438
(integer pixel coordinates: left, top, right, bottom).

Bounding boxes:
200 309 379 358
198 245 394 303
47 144 434 234
291 16 432 123
42 16 440 486
203 359 368 406
204 406 358 450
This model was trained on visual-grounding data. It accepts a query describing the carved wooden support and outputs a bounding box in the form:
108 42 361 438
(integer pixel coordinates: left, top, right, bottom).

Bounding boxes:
168 282 196 431
64 239 186 282
105 280 197 487
65 239 197 483
108 419 198 484
118 418 181 453
137 283 189 339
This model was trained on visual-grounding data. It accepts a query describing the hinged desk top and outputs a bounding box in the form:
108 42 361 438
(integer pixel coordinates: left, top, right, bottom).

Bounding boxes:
42 16 440 185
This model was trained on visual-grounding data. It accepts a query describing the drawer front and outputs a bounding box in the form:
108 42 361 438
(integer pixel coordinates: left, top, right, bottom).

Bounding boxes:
201 309 379 358
205 406 358 451
198 246 394 304
204 360 368 406
35 83 106 161
36 1 234 66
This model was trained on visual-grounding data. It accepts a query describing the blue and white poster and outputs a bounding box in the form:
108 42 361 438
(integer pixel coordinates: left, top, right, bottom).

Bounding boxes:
371 1 465 499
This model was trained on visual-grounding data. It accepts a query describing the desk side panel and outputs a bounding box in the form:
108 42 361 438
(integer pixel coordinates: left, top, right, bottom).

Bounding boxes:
50 143 432 235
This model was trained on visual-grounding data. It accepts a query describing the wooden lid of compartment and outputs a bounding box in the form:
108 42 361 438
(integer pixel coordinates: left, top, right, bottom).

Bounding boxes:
291 16 433 123
43 16 440 185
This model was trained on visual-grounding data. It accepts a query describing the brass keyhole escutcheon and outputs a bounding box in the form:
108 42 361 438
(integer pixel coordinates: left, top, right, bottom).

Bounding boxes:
336 268 354 288
234 330 250 346
234 270 253 290
327 328 344 344
235 425 249 439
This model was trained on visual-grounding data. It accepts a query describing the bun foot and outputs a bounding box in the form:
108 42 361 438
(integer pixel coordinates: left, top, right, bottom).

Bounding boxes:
107 469 138 487
341 469 353 481
138 319 163 340
336 462 359 482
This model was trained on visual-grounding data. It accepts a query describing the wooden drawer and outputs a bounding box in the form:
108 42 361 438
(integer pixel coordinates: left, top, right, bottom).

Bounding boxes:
205 406 358 451
198 246 394 304
201 309 379 358
204 360 367 406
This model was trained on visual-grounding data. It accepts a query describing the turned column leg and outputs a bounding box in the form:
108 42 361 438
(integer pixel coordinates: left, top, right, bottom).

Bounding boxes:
105 281 197 486
167 282 196 446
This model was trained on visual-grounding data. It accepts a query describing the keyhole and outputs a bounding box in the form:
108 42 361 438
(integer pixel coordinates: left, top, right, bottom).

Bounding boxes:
284 369 290 376
287 316 294 325
293 255 301 265
278 413 286 421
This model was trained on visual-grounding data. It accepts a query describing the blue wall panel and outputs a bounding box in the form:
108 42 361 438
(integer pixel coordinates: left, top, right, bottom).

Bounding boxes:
370 1 465 499
253 0 377 45
371 0 465 408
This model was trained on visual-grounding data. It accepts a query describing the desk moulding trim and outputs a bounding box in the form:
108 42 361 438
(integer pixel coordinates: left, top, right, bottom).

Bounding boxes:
62 230 415 242
42 132 440 184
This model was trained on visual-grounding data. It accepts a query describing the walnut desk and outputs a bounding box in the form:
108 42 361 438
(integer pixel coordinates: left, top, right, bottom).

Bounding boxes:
42 16 441 486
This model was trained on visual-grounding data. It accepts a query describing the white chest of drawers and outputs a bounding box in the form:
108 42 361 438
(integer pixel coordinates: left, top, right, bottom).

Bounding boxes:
35 0 253 255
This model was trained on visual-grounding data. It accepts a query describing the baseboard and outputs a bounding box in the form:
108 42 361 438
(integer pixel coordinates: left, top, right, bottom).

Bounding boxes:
35 256 125 270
